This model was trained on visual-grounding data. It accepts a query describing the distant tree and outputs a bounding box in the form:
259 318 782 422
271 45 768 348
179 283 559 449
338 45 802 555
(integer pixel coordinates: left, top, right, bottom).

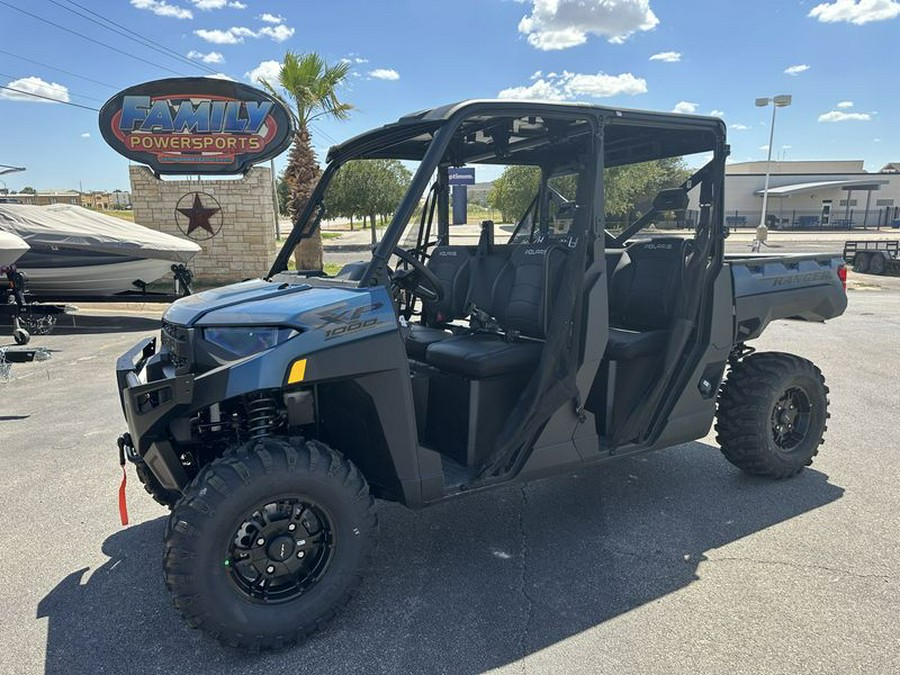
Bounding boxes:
20 186 36 194
604 157 691 217
487 158 690 225
276 171 290 216
488 166 540 223
325 159 411 243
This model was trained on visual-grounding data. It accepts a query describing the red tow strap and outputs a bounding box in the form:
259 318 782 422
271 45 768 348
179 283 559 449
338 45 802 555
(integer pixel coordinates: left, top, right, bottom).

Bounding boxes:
116 435 130 526
118 465 129 526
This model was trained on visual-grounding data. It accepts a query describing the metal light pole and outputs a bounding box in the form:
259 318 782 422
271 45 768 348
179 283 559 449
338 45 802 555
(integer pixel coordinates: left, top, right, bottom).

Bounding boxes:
755 95 791 246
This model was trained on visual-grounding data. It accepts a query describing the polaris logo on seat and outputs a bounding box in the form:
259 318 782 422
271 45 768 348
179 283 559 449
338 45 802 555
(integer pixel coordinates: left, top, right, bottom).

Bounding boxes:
645 243 673 250
437 250 457 256
524 249 546 255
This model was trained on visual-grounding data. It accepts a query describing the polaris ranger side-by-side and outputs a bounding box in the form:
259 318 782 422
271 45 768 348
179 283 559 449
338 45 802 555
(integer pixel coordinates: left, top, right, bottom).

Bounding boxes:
115 101 847 650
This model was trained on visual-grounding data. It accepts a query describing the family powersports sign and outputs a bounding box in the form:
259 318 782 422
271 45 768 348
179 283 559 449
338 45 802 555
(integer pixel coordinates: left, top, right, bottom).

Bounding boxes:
99 77 293 175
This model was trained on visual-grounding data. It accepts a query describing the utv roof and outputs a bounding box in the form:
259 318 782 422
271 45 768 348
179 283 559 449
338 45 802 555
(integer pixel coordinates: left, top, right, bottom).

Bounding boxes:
327 99 726 167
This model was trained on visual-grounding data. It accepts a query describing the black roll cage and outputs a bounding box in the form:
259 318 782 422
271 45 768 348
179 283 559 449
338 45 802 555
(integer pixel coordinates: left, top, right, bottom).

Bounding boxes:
268 100 728 285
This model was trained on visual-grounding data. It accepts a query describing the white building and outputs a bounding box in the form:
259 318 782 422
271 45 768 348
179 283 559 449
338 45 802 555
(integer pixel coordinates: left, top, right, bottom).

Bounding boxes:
691 160 900 230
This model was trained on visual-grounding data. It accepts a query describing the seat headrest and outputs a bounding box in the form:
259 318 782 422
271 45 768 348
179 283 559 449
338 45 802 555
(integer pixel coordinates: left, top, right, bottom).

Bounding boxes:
626 237 691 258
510 241 561 264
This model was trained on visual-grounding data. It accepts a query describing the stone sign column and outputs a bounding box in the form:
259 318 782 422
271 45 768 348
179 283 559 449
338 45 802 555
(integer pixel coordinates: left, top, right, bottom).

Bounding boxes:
130 165 276 285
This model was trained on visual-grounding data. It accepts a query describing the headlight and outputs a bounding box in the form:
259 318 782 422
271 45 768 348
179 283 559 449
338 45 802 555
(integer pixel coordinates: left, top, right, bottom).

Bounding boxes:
202 326 297 358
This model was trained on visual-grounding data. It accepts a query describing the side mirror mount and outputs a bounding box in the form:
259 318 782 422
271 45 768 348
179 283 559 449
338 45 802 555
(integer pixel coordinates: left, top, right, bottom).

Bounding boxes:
652 188 689 212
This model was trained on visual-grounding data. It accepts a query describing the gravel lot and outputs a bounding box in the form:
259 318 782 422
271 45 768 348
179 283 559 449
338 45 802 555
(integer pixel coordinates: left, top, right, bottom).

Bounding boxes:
1 262 898 674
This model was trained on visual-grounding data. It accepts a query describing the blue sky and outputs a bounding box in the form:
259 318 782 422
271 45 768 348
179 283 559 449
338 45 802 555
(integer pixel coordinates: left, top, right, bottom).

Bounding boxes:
0 0 898 191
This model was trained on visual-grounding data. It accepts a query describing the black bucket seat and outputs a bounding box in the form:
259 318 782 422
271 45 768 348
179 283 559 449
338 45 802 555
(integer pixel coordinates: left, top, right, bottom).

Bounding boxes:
605 237 692 360
423 241 568 379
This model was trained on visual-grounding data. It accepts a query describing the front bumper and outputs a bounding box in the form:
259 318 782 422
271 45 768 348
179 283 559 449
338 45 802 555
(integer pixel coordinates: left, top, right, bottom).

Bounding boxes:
116 337 225 491
116 337 194 442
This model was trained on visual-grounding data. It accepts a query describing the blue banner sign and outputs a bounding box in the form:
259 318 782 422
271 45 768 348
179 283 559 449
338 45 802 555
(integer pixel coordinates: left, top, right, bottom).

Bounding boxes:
448 167 475 185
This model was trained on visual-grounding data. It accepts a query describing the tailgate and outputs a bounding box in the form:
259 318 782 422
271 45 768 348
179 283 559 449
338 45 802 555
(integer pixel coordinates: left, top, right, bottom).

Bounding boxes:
726 254 847 341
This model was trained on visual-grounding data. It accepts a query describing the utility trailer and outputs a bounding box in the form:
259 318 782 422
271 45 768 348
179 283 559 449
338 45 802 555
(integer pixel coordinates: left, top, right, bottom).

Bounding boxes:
844 240 900 275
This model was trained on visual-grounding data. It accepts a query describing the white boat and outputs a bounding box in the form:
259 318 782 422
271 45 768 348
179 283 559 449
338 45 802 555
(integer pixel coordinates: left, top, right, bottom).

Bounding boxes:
0 230 29 268
0 204 200 298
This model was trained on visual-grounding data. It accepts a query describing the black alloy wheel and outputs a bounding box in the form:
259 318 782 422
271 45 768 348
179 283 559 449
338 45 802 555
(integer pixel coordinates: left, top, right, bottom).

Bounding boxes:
226 497 335 605
770 386 812 451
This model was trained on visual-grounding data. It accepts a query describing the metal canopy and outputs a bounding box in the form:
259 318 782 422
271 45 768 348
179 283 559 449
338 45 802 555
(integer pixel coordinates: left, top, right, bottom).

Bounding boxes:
754 178 888 197
327 99 722 167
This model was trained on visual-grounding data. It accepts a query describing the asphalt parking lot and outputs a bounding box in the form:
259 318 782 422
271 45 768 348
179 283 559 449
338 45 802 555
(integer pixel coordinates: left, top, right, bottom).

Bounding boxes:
1 266 899 674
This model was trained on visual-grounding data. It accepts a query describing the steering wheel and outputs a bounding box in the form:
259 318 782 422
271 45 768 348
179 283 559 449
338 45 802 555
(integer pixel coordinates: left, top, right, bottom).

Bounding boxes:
390 246 444 304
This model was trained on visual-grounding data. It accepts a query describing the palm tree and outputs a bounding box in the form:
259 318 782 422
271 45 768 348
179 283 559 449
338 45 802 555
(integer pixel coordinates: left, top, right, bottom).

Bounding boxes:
262 52 352 270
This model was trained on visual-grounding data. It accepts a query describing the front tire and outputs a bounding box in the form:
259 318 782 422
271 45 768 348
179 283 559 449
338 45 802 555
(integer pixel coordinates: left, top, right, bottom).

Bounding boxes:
715 352 829 478
869 252 886 275
135 462 181 509
163 437 377 650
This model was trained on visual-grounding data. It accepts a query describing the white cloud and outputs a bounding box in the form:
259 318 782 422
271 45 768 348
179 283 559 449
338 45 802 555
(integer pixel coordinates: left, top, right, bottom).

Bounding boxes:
836 100 854 108
258 24 295 42
759 145 770 151
730 123 749 130
130 0 192 19
818 110 872 122
0 76 70 103
530 70 543 80
369 68 400 80
809 0 900 25
873 138 882 142
518 0 659 50
229 26 257 37
499 79 569 101
710 109 724 117
259 12 284 23
194 28 241 43
80 132 91 138
194 24 294 44
498 71 647 100
672 100 698 114
191 0 246 9
207 72 234 81
649 51 681 62
564 72 647 96
245 60 282 85
187 50 225 63
341 55 369 66
784 64 810 75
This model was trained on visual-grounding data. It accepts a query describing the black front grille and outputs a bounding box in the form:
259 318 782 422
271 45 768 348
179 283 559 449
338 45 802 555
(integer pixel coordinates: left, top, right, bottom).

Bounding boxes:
161 320 192 373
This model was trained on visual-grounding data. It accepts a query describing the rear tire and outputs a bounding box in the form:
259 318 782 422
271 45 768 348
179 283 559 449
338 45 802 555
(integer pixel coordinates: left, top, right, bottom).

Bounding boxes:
163 437 377 651
715 352 829 478
853 252 870 273
869 252 886 275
